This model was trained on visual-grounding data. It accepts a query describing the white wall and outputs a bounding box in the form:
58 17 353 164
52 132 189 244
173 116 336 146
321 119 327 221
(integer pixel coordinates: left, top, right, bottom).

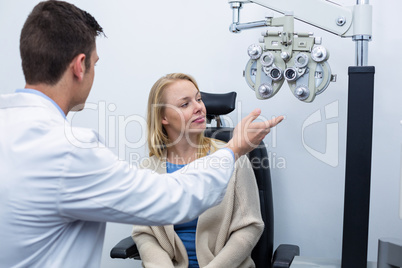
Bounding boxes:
1 1 401 267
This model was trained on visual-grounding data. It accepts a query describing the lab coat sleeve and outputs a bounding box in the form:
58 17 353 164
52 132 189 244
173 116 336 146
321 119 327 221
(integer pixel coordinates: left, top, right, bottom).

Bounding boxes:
57 129 235 226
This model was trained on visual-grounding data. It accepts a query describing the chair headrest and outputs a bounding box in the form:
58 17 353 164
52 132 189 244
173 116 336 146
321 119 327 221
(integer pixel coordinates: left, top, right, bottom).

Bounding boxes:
201 91 237 116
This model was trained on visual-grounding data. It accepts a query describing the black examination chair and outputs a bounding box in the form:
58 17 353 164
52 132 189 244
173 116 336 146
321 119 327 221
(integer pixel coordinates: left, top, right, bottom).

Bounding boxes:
110 91 300 268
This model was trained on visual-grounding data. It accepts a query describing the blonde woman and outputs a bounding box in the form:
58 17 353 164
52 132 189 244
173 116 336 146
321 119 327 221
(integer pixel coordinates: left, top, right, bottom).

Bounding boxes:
132 73 265 268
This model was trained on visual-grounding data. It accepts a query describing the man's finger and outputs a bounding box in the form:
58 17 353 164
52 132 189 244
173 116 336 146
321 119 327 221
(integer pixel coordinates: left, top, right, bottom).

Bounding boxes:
250 116 284 130
271 115 284 127
243 108 261 125
264 115 284 129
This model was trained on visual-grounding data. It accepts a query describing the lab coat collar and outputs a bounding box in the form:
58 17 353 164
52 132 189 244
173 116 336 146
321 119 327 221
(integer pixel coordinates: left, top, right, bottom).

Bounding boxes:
0 90 67 121
15 89 67 119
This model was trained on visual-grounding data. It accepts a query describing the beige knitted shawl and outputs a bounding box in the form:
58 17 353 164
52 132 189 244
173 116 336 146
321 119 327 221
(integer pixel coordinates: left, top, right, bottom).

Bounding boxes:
132 143 264 268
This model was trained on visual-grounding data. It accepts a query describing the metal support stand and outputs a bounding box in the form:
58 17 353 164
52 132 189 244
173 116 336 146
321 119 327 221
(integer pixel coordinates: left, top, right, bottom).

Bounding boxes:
341 66 375 268
228 1 375 266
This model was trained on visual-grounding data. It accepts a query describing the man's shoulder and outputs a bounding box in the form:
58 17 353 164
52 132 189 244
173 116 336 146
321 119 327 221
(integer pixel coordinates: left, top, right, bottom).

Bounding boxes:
60 125 105 150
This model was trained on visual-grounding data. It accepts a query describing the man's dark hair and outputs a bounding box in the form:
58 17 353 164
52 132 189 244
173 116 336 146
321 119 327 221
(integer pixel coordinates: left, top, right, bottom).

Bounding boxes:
20 0 104 85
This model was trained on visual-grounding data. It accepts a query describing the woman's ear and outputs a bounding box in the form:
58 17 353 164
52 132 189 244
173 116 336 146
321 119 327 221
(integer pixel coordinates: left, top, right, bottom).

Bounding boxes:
72 54 86 81
161 116 169 125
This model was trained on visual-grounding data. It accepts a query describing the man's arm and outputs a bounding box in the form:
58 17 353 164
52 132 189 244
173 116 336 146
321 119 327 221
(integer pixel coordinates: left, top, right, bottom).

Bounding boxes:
58 143 235 226
58 110 283 226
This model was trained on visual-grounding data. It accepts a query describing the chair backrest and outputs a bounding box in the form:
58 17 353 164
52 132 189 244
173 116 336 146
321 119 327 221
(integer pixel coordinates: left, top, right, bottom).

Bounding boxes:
201 92 274 268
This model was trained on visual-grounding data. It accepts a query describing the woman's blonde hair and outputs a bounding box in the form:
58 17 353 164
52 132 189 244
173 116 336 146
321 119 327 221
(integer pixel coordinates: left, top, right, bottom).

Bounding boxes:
147 73 213 159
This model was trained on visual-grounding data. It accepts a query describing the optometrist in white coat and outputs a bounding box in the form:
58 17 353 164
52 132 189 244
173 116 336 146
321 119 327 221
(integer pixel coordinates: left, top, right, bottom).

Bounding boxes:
0 1 283 268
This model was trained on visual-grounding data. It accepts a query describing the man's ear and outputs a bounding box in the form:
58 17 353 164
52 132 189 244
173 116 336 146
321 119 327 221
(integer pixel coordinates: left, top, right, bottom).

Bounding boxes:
72 54 86 81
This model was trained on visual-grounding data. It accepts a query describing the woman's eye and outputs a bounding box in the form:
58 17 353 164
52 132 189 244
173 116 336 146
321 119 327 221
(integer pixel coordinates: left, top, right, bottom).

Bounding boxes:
197 98 202 102
181 103 188 108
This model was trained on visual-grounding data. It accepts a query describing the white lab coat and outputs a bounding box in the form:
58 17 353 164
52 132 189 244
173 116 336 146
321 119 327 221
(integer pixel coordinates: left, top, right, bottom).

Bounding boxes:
0 91 235 268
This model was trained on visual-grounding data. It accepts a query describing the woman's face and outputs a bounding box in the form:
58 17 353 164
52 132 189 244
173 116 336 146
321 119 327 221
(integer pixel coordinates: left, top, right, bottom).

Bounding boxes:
161 79 206 141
